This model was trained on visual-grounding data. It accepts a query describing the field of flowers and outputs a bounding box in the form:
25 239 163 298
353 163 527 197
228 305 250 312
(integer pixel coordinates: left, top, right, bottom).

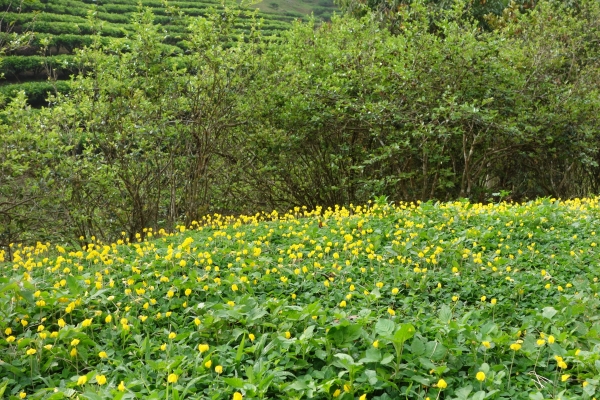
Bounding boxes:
1 198 600 399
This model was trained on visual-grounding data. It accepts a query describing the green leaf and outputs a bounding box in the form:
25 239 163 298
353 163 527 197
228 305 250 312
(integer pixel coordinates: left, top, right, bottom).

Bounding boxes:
375 319 395 336
0 379 8 398
528 392 544 400
327 321 363 346
360 347 382 363
454 385 472 400
365 369 378 385
393 323 415 343
439 305 452 324
380 354 394 364
223 377 245 388
235 334 246 363
471 391 485 400
66 275 82 296
410 337 425 356
542 307 557 319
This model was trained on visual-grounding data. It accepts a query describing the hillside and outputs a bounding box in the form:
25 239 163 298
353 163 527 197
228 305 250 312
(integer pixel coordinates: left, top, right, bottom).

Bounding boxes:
0 0 336 104
1 198 599 398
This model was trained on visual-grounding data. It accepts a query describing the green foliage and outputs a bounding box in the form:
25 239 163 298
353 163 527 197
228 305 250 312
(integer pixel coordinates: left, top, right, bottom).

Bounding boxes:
1 198 600 398
0 81 71 105
0 0 599 244
238 0 600 209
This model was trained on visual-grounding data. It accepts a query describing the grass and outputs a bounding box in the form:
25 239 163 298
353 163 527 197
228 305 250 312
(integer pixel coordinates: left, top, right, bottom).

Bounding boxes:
1 197 600 399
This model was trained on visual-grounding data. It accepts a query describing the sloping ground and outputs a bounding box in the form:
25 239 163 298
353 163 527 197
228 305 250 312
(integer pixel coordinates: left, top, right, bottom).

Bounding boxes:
1 198 599 399
1 0 336 105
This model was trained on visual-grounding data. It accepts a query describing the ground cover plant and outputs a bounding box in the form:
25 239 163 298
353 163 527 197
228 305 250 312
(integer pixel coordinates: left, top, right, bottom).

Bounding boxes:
1 197 599 399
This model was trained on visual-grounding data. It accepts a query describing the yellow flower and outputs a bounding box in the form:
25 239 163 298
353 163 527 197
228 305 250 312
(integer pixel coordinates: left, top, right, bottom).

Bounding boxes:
248 334 255 342
215 365 223 374
332 389 341 397
198 344 210 353
387 308 396 316
558 361 567 369
167 291 174 298
480 296 487 302
510 343 521 351
359 394 367 400
232 284 238 292
491 299 497 305
169 332 176 340
537 339 546 346
583 381 589 387
26 348 37 356
227 301 235 307
452 296 459 302
96 375 107 385
339 300 347 307
19 392 26 399
548 335 555 344
205 360 212 368
561 374 570 382
476 371 485 381
105 315 112 323
437 378 447 389
71 339 80 346
185 289 192 296
391 288 399 295
167 373 178 383
372 340 379 348
99 351 108 358
233 392 243 400
77 375 87 385
376 282 383 288
118 381 126 392
160 343 167 351
82 318 93 327
21 320 28 327
285 331 291 339
70 348 77 357
58 319 65 328
6 336 15 343
5 328 12 335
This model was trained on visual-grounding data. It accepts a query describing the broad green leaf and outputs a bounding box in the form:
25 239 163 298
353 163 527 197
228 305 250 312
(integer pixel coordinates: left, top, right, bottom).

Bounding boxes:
375 319 395 336
393 323 415 343
439 305 452 324
542 307 557 319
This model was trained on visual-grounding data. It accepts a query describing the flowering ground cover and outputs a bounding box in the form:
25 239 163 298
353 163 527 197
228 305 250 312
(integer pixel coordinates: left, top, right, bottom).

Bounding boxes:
1 198 600 399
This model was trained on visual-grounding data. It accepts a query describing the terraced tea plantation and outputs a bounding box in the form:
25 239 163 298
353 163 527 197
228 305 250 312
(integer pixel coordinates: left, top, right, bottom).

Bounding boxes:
1 198 599 399
1 0 335 105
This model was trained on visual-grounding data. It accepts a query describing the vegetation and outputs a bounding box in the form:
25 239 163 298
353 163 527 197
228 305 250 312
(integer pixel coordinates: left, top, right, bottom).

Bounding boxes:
0 0 313 108
2 198 600 399
1 0 599 247
1 0 600 399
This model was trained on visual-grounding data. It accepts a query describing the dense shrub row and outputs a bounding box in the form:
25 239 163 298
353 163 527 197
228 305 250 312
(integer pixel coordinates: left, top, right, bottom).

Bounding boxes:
0 54 78 78
0 80 71 106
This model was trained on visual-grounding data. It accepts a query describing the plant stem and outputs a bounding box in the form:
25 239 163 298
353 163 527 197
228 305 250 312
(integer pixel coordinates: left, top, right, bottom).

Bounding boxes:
507 351 515 390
